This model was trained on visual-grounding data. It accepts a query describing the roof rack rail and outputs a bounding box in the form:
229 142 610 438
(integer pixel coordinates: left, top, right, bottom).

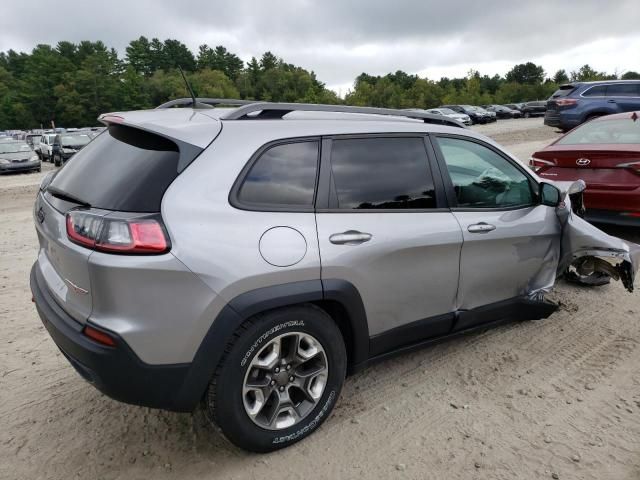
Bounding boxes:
219 102 466 128
156 98 256 109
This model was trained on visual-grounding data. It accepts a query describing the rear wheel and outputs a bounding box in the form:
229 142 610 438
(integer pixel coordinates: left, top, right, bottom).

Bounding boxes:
205 304 346 452
523 111 531 118
54 154 62 167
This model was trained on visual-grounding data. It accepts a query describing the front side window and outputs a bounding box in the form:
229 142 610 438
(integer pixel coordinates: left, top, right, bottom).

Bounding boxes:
329 137 436 210
237 140 319 207
436 137 534 209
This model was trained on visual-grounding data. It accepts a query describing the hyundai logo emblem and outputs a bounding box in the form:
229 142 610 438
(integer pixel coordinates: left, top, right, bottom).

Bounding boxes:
36 207 45 223
576 158 591 166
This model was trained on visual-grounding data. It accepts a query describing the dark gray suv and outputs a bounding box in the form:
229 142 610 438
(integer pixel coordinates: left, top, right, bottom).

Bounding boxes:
545 80 640 131
30 100 639 452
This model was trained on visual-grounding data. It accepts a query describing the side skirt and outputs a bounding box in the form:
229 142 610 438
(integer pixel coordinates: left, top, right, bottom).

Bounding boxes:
357 297 557 372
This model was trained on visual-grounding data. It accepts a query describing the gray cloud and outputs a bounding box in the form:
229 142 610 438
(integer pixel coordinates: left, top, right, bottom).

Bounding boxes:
0 0 638 90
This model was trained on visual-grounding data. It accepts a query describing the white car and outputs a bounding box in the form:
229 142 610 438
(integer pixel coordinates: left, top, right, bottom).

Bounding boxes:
424 108 472 126
38 133 57 162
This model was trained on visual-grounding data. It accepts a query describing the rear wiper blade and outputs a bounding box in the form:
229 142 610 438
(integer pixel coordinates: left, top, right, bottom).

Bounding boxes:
46 186 91 207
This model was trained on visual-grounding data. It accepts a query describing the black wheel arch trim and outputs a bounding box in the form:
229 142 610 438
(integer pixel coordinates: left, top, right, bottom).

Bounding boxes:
171 278 370 411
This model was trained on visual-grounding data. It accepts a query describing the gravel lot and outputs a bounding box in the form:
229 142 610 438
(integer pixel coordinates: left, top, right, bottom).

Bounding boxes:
1 118 639 480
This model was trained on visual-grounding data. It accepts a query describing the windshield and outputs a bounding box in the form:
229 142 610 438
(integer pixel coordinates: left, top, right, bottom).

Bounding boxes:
61 135 91 146
439 108 456 114
557 118 640 145
0 143 33 154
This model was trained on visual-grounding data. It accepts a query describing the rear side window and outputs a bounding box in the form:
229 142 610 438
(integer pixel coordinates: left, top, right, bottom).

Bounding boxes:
329 137 436 210
237 140 319 208
49 125 181 212
606 83 639 97
582 85 606 97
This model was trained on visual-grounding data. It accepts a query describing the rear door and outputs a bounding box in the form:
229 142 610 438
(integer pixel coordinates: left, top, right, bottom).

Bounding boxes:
315 135 463 353
432 135 560 329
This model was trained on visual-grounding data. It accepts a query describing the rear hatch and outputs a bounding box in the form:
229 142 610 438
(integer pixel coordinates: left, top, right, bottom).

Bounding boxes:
547 84 578 114
34 109 220 324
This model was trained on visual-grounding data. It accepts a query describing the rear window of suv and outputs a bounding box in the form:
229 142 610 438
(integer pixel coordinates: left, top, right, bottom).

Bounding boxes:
48 125 182 212
551 85 577 97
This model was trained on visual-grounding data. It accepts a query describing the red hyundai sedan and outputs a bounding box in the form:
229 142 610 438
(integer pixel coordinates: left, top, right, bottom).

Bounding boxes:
530 111 640 226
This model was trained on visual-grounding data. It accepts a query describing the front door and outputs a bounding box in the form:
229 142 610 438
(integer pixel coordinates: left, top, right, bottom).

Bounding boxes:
432 135 561 329
315 135 463 354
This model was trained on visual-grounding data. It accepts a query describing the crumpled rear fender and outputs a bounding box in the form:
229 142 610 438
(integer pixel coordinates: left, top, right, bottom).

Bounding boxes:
556 187 639 293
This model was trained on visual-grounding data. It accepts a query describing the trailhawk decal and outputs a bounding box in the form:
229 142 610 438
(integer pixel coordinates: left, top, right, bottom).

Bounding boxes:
240 320 305 367
272 390 336 444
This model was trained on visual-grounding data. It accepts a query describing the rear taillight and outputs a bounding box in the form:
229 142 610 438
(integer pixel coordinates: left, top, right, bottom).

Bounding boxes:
555 98 578 107
529 157 556 172
617 161 640 175
66 210 170 254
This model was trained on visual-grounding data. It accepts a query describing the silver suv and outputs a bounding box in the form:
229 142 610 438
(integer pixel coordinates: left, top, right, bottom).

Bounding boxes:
30 100 639 452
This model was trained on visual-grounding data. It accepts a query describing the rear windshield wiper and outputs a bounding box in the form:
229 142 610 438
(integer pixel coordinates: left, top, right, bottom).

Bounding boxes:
46 186 91 208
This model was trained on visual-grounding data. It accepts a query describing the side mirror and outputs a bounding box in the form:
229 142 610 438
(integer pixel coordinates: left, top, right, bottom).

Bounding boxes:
540 182 561 207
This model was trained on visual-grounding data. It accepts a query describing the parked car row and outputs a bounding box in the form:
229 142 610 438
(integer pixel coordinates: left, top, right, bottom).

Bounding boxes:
0 126 103 174
424 102 547 125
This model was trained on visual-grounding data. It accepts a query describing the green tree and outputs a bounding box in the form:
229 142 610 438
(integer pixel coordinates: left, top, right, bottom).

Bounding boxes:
126 36 154 76
505 62 545 84
553 69 569 84
621 71 640 80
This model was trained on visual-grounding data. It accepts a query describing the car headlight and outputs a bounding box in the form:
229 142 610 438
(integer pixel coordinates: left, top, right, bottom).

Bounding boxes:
0 158 9 165
30 154 39 161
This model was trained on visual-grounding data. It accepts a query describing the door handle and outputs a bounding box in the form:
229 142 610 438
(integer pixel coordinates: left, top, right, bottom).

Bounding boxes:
467 222 496 234
329 230 372 245
607 99 616 103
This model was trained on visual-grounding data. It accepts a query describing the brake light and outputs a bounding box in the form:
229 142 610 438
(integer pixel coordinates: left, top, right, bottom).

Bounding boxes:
617 161 640 175
555 98 578 107
66 210 170 254
529 157 556 172
83 325 117 347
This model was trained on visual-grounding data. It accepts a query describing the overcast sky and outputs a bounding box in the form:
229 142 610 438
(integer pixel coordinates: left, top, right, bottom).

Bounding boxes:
1 0 639 94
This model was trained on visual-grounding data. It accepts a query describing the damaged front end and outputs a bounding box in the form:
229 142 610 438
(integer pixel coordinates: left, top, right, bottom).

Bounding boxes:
555 180 640 293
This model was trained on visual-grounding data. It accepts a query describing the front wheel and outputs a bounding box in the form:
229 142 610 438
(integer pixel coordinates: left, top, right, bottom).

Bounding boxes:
523 111 531 118
205 305 346 452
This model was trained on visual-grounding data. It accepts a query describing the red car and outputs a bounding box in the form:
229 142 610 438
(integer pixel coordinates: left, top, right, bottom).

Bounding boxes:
530 111 640 226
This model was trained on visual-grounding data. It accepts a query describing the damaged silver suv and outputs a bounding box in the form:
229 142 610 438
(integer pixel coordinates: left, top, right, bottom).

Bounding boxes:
30 100 639 452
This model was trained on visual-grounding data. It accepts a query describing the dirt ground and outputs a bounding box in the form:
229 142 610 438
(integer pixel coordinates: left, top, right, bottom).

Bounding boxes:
1 118 639 480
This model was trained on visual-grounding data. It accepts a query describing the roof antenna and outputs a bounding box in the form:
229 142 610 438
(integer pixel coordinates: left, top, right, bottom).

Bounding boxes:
178 66 197 108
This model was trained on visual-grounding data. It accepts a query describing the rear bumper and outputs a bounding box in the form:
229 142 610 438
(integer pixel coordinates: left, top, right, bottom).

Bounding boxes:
544 111 580 130
30 263 196 412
